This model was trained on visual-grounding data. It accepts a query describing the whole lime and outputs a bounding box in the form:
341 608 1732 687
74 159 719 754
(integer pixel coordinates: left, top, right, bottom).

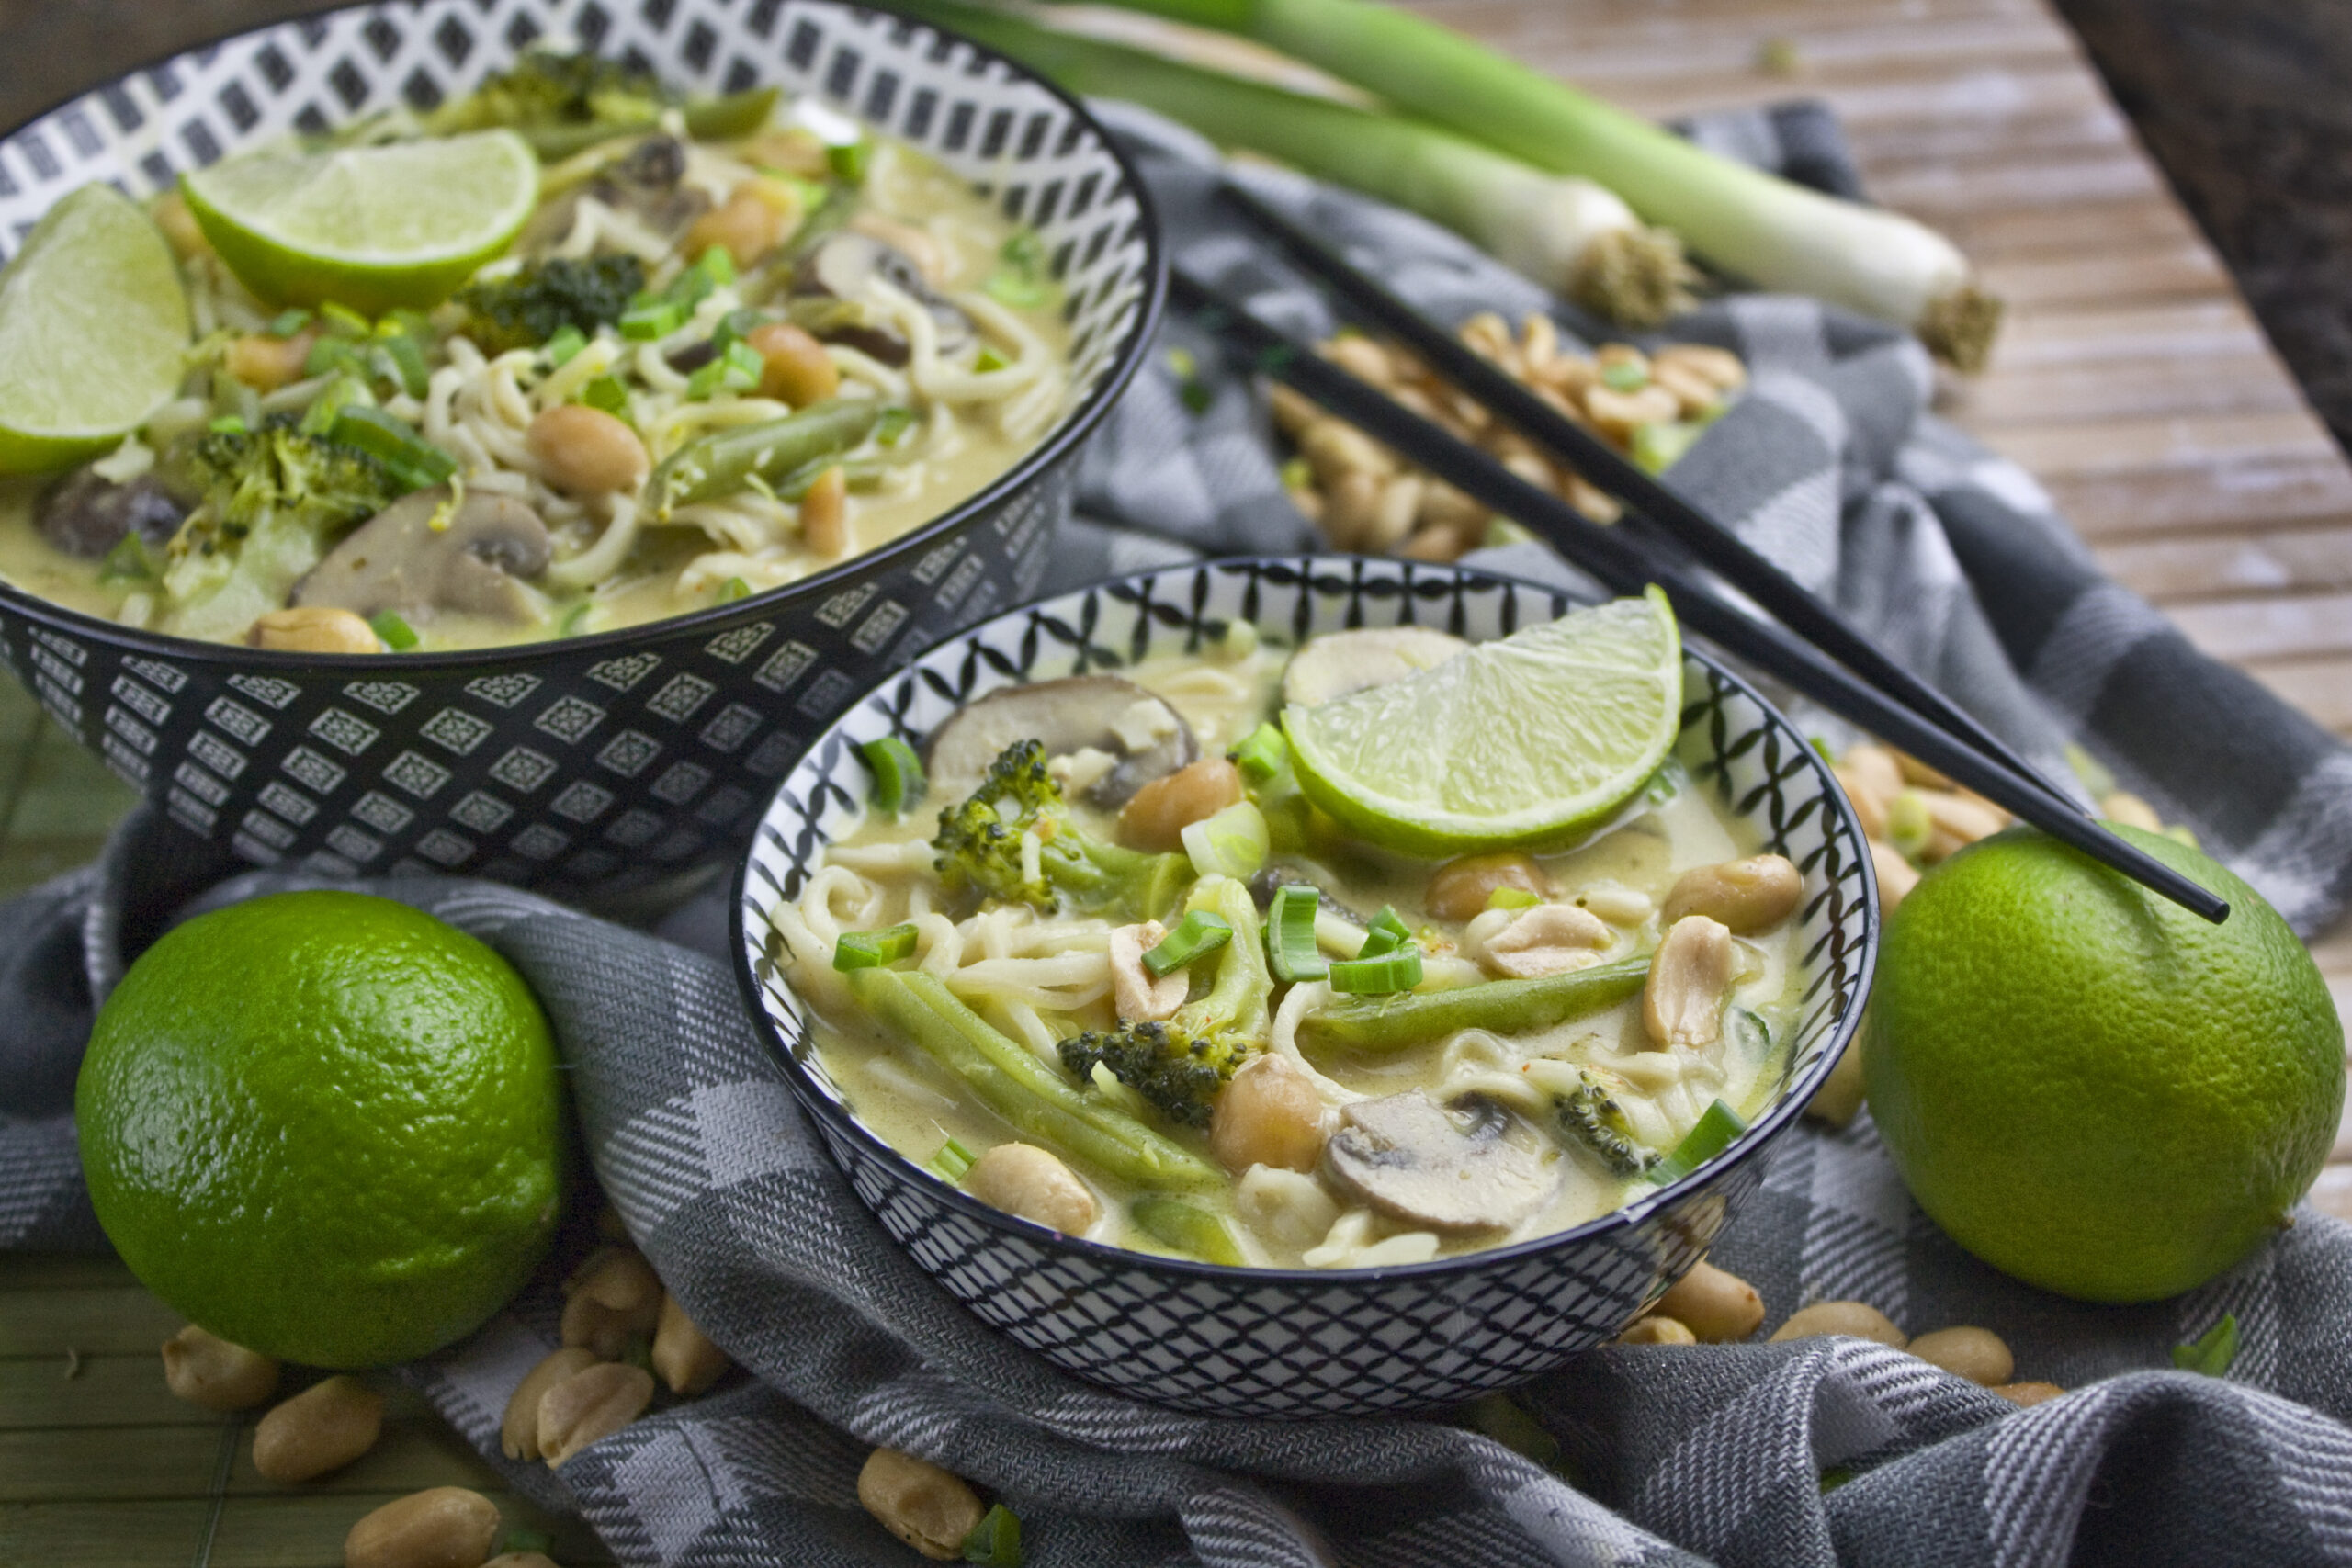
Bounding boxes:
77 892 567 1366
1864 825 2342 1303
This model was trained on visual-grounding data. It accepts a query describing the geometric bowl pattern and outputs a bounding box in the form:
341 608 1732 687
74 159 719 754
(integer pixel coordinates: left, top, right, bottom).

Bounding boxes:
0 0 1163 898
736 557 1880 1416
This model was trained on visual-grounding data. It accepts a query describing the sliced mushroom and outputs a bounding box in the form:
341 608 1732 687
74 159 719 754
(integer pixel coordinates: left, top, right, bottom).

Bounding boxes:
1323 1091 1558 1234
791 231 974 365
38 468 188 558
518 133 707 252
1282 627 1468 708
295 487 551 625
924 676 1196 808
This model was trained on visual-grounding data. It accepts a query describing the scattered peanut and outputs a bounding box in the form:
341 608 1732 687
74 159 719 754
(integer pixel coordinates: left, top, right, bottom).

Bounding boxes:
743 127 831 178
161 1325 279 1411
1655 1260 1765 1343
1803 1039 1867 1128
1770 1301 1907 1348
343 1486 501 1568
1318 468 1385 552
1108 920 1187 1022
1480 902 1613 978
1615 1315 1698 1346
746 321 840 407
1425 852 1548 923
254 1375 384 1483
799 463 850 557
501 1348 601 1462
1995 1381 2065 1408
652 1294 732 1397
560 1247 662 1359
1662 854 1803 933
684 190 784 266
1209 1054 1330 1175
961 1143 1099 1234
1118 757 1243 852
527 404 649 497
152 189 210 258
223 331 316 392
1643 915 1735 1050
248 604 382 654
537 1361 656 1468
1907 1325 2014 1387
1920 792 2008 862
857 1448 986 1561
2100 791 2162 831
1868 840 1920 911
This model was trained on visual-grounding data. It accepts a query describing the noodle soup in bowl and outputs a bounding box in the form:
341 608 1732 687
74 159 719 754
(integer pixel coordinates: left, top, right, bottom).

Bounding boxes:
736 558 1880 1416
0 0 1162 897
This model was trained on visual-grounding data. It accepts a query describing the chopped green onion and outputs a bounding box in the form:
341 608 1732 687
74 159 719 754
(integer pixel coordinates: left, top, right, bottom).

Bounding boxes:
683 84 783 141
2173 1314 2238 1377
1266 884 1327 983
859 736 928 816
711 308 767 355
1227 722 1288 784
543 323 588 367
827 137 874 185
1631 420 1706 475
930 1136 979 1183
1600 359 1648 392
1130 1195 1246 1265
266 308 311 337
1180 799 1270 880
1652 1099 1747 1183
961 1502 1023 1567
368 610 419 650
688 338 766 400
1357 906 1414 960
303 337 366 379
377 332 431 399
833 922 920 972
698 244 737 286
580 375 631 416
620 299 686 341
984 271 1048 309
1809 737 1838 762
1329 942 1422 995
319 301 371 338
1278 456 1313 491
971 344 1010 374
207 414 248 434
1888 790 1933 863
714 576 753 604
874 405 918 447
1141 909 1234 977
1485 886 1543 911
558 599 601 637
98 534 158 583
329 406 457 491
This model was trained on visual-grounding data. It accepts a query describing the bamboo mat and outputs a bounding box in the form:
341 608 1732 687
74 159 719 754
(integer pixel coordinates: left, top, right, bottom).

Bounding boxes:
5 0 2350 1560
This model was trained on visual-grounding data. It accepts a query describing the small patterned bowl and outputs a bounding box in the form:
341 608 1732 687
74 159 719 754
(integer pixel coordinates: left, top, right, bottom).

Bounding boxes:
735 557 1880 1417
0 0 1161 898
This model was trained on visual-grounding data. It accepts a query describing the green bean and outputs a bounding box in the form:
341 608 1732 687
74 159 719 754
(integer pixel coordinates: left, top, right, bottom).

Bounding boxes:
645 398 886 516
1297 955 1650 1055
1130 1197 1246 1265
843 967 1222 1190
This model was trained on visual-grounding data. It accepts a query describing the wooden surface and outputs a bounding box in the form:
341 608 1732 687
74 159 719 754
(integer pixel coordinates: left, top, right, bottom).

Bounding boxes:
6 0 2352 1562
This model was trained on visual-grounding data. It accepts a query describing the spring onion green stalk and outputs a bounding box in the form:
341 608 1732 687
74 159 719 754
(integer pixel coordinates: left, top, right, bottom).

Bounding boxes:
1300 954 1648 1054
1056 0 2002 367
858 736 927 816
1228 721 1288 784
1142 909 1234 976
368 610 420 650
888 0 1694 327
1266 884 1328 983
833 923 920 971
1131 1196 1248 1265
1650 1098 1747 1183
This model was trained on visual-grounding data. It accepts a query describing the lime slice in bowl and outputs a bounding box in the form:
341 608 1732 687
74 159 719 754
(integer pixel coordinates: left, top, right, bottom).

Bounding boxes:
182 130 537 314
1283 587 1684 856
0 185 191 475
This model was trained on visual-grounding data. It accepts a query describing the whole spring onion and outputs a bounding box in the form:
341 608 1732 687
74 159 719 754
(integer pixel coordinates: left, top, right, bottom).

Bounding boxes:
1057 0 2002 367
889 0 1695 327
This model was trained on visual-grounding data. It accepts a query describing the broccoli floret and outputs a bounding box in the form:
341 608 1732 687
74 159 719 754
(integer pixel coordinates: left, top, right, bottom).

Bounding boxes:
432 49 670 142
1554 1067 1660 1177
932 739 1189 920
1058 876 1272 1128
457 255 646 355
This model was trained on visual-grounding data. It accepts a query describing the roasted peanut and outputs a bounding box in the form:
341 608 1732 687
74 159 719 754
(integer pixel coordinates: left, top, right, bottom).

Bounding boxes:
1654 343 1747 392
527 404 649 497
1563 473 1623 524
1416 479 1488 541
1894 750 1954 790
1318 468 1384 551
1908 1325 2013 1386
1583 384 1679 443
1644 915 1735 1050
1838 744 1904 809
1109 920 1187 1022
744 128 831 177
343 1486 501 1568
1921 792 2007 861
538 1362 655 1468
1480 902 1612 978
501 1347 601 1461
746 321 840 407
857 1448 986 1562
152 189 210 258
1519 312 1559 374
1803 1040 1866 1128
1425 852 1548 922
1268 382 1319 436
1577 883 1655 926
223 331 315 392
684 191 784 265
1995 1381 2065 1408
162 1325 279 1411
1770 1301 1907 1348
1459 311 1516 368
1324 333 1393 387
1498 448 1555 492
254 1374 383 1483
1210 1054 1329 1175
1832 764 1891 838
1649 359 1722 419
736 174 808 220
799 464 849 557
1869 840 1919 911
1367 474 1422 552
652 1294 731 1396
2100 791 2162 831
1656 1260 1765 1343
1297 420 1392 485
1118 757 1243 852
1662 855 1803 933
249 605 383 654
1615 1315 1698 1346
962 1143 1099 1233
560 1247 662 1359
1399 525 1463 562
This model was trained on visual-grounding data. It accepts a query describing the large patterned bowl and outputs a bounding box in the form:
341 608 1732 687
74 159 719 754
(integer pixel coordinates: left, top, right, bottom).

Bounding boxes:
0 0 1160 899
735 557 1879 1417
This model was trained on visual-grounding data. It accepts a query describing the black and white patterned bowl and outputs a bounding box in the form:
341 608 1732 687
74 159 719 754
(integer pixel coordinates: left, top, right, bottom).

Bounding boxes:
735 558 1879 1417
0 0 1160 898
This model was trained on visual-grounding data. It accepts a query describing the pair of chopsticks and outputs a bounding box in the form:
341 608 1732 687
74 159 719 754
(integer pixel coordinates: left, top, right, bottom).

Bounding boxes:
1178 184 2227 923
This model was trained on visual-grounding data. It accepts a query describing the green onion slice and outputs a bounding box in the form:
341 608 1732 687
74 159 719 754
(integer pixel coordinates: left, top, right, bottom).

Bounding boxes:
2172 1314 2239 1378
619 299 685 341
714 576 752 604
1227 722 1288 784
543 323 588 366
1329 942 1421 995
962 1503 1024 1567
1652 1099 1747 1183
1485 886 1543 911
1357 906 1414 960
368 610 419 651
1141 909 1233 977
580 375 630 416
833 922 919 972
266 308 312 338
98 534 158 583
1266 884 1327 983
859 736 927 816
319 301 371 338
929 1136 978 1183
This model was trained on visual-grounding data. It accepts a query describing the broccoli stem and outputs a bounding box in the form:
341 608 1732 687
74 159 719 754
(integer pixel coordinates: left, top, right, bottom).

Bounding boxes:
1296 955 1650 1055
844 967 1222 1190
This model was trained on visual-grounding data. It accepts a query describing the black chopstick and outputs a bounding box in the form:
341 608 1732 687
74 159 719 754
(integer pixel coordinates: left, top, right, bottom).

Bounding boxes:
1214 179 2089 824
1168 266 2230 924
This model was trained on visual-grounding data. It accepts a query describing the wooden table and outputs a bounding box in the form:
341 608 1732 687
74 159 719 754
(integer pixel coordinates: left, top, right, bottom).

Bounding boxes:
6 0 2349 1561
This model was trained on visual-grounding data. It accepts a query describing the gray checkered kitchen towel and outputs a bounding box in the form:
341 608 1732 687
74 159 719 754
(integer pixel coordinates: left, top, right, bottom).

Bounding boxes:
6 96 2352 1568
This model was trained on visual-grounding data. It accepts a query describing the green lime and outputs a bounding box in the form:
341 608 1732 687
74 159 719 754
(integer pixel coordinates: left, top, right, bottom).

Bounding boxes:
1282 587 1683 856
76 892 568 1367
0 185 190 475
1864 825 2342 1303
181 130 538 314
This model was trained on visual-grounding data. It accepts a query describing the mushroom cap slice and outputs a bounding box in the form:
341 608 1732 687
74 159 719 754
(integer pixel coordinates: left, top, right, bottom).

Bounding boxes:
925 675 1197 808
1323 1091 1558 1234
792 231 975 362
294 487 551 624
38 467 187 558
1282 627 1469 708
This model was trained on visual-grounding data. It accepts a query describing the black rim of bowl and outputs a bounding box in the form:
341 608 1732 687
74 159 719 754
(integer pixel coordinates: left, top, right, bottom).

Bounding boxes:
0 0 1168 673
729 556 1882 1289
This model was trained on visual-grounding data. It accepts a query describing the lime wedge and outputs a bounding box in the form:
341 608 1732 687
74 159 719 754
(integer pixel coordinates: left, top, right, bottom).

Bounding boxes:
182 130 537 314
0 185 190 475
1283 588 1684 855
